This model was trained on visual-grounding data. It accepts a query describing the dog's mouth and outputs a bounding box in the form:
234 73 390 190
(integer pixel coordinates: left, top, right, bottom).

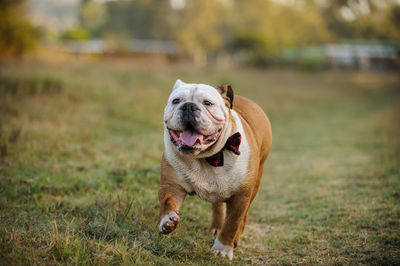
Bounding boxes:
168 127 222 151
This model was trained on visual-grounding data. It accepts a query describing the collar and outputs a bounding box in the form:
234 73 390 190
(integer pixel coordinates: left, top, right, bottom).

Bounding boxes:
205 132 241 167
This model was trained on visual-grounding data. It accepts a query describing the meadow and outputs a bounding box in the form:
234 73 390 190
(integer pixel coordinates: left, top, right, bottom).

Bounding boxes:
0 58 399 265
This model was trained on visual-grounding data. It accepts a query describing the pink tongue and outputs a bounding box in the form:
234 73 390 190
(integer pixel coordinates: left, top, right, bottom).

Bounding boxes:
180 130 203 147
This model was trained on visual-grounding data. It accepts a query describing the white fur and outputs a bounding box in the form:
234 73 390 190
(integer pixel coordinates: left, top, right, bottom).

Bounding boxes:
159 211 179 232
163 81 250 203
173 79 183 90
211 237 233 260
164 81 227 140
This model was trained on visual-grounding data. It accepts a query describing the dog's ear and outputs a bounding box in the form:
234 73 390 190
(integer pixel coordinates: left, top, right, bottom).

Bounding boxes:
173 79 185 90
216 84 234 109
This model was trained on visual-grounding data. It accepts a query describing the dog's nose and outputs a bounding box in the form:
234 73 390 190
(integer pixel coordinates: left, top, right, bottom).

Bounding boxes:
180 102 199 113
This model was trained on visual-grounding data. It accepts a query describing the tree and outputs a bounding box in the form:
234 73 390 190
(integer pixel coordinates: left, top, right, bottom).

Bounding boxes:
387 4 400 39
97 0 173 40
172 0 225 66
0 0 39 57
80 0 108 36
230 0 333 51
319 0 400 40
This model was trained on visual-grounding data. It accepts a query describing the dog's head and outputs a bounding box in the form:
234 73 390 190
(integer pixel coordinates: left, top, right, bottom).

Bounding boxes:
164 79 234 157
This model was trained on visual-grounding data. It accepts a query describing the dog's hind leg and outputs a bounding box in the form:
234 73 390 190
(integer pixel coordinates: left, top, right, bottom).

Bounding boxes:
210 202 226 236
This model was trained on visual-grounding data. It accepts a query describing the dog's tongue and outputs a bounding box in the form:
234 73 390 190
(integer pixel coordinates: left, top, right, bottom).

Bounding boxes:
180 130 203 147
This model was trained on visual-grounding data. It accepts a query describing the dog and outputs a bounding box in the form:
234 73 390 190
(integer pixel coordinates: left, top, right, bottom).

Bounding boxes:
158 79 272 260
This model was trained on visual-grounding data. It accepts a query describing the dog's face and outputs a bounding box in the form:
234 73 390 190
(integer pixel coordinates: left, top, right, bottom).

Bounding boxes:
164 80 234 157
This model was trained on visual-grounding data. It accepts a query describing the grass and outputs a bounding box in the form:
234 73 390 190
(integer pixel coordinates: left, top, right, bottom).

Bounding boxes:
0 57 399 264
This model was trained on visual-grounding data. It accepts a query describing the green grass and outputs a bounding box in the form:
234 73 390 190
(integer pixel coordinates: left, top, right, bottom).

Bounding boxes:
1 58 399 264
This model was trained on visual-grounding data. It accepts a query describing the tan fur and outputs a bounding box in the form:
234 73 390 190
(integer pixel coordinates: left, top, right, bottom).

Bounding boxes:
217 96 272 247
159 91 272 258
159 155 186 216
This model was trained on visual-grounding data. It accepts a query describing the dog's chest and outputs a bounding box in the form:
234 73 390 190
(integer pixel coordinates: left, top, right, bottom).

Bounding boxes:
173 141 250 203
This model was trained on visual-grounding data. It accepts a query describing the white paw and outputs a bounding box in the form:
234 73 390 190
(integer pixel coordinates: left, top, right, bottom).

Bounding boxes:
211 237 233 260
159 211 180 234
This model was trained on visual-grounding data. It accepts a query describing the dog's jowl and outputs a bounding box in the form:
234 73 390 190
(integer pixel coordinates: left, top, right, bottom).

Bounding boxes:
158 80 272 260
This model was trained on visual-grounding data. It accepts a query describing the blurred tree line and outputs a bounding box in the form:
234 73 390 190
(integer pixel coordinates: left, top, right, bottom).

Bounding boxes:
1 0 400 61
66 0 400 63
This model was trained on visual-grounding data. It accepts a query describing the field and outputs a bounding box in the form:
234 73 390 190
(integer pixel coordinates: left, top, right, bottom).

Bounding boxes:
0 58 399 265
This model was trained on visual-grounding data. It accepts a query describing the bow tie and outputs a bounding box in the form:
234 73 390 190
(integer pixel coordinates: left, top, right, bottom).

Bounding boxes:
205 132 241 167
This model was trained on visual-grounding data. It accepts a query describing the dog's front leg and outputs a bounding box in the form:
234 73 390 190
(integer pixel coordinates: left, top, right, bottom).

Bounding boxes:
211 193 250 260
158 181 186 234
158 156 187 234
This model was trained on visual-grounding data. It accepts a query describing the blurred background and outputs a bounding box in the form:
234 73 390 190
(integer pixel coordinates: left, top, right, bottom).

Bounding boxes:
1 0 400 265
1 0 400 69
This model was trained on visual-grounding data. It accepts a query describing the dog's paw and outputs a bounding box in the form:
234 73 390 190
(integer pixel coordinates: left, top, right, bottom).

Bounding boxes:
159 211 180 234
211 237 233 260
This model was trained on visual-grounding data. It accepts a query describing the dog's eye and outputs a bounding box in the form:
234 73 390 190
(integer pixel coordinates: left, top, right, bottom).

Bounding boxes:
172 98 181 104
203 100 213 106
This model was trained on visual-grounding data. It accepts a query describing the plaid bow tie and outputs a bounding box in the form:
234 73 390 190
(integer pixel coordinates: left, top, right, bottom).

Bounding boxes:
205 132 241 167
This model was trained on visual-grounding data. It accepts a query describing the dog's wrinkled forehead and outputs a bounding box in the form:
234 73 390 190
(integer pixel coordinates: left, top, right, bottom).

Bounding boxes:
168 80 224 105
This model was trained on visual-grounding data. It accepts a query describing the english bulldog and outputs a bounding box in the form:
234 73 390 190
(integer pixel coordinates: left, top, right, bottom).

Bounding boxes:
158 80 272 260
